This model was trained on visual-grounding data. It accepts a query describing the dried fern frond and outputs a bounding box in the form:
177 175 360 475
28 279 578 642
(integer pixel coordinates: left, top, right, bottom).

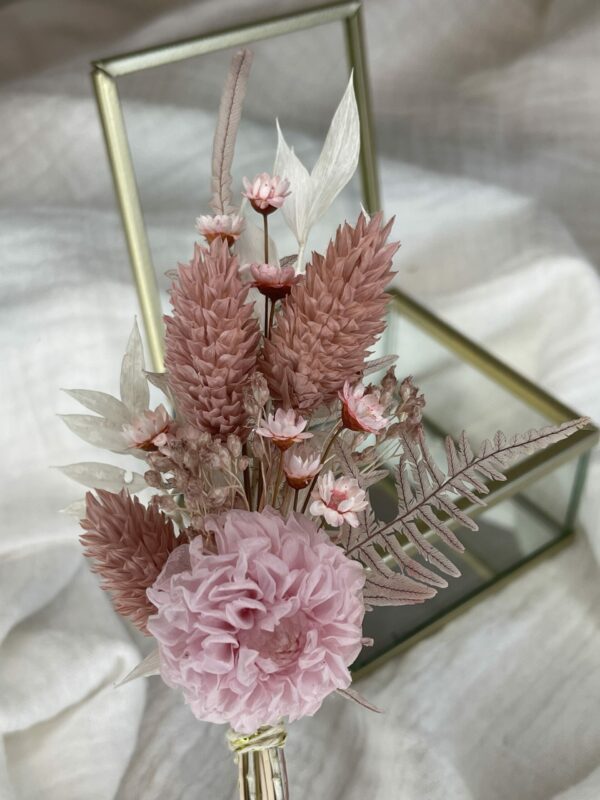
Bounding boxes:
210 49 253 215
338 417 589 605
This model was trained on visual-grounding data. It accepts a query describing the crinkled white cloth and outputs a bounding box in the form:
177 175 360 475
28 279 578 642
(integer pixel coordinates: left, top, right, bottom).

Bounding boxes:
1 1 600 798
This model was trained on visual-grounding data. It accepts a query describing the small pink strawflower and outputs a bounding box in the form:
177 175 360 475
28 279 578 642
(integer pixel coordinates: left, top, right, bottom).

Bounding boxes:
310 471 368 528
196 213 245 246
147 508 365 733
340 381 389 434
255 408 312 450
122 404 172 451
250 262 299 301
283 447 321 489
242 173 291 215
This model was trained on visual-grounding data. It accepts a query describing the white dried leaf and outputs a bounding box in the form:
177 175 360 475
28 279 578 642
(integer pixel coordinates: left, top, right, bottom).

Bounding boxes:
120 320 149 415
115 648 160 687
308 73 360 225
337 686 382 713
61 388 130 425
59 499 87 518
274 73 360 268
144 370 170 396
274 121 312 248
59 414 127 453
55 463 147 493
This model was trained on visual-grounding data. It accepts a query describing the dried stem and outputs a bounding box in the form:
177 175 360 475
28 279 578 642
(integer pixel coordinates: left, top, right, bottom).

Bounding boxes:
271 451 284 507
301 421 343 513
263 214 269 263
268 299 276 338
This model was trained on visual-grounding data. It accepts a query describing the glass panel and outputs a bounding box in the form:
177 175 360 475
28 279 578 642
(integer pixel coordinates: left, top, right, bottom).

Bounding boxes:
351 302 589 675
116 23 362 298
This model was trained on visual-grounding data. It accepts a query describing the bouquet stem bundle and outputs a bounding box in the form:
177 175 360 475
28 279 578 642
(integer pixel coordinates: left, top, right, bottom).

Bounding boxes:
228 725 289 800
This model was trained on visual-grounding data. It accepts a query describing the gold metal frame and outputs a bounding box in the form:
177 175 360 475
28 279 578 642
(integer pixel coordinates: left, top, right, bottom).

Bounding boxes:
92 2 598 676
91 0 379 371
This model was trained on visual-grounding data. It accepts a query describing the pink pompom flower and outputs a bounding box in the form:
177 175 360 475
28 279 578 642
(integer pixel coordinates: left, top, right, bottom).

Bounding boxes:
283 446 322 489
243 173 291 215
310 471 368 528
250 262 300 301
255 408 312 451
340 381 389 434
122 404 172 451
147 508 365 734
196 213 245 246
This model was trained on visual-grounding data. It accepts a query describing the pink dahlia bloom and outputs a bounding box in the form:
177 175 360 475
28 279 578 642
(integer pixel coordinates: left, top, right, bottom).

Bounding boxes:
249 262 299 301
255 408 312 450
340 381 389 434
122 404 172 451
310 471 368 528
283 447 321 489
147 508 365 733
196 213 245 245
242 173 291 215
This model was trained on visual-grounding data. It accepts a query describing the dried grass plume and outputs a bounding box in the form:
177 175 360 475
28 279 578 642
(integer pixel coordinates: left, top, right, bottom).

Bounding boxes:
80 489 179 632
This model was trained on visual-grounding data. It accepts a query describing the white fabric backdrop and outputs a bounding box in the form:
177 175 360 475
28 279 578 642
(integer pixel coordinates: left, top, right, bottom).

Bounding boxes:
1 1 599 798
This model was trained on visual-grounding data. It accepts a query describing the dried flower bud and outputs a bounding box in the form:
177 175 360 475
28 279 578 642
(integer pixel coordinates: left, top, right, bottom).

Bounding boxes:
154 494 178 513
144 470 164 489
238 456 250 471
251 372 270 407
227 434 242 459
396 376 426 440
381 367 397 392
210 487 229 506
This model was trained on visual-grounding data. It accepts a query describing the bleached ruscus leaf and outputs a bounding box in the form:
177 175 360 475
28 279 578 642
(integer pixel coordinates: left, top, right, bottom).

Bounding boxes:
56 462 147 493
274 73 360 268
61 389 130 425
59 413 128 453
120 320 149 416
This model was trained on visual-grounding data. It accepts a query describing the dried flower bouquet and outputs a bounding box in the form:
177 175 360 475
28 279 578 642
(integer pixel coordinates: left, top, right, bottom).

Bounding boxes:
60 50 589 800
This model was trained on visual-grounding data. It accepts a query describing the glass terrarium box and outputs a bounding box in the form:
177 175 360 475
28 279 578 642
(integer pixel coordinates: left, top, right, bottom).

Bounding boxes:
353 289 597 675
90 2 598 679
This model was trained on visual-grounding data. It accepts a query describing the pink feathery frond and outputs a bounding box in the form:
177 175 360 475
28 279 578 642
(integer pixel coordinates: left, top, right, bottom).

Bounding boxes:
260 211 399 411
80 489 179 633
210 48 253 215
164 239 261 439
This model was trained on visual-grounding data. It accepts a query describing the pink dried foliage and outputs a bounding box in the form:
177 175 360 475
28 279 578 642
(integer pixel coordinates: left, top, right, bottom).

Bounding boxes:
80 489 179 633
164 240 261 440
260 212 399 412
147 508 365 733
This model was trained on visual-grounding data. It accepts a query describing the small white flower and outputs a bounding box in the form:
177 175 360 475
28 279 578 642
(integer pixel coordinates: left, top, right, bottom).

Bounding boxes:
255 409 312 450
195 214 245 245
122 405 171 451
340 381 389 434
309 471 368 528
283 447 321 489
242 173 291 215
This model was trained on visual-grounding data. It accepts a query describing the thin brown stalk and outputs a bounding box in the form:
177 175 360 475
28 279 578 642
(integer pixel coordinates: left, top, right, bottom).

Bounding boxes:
270 451 284 507
263 214 269 262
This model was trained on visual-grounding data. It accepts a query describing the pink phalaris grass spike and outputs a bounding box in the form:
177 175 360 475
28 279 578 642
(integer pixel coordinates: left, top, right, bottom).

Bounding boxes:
164 239 261 440
260 212 399 411
79 489 179 633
